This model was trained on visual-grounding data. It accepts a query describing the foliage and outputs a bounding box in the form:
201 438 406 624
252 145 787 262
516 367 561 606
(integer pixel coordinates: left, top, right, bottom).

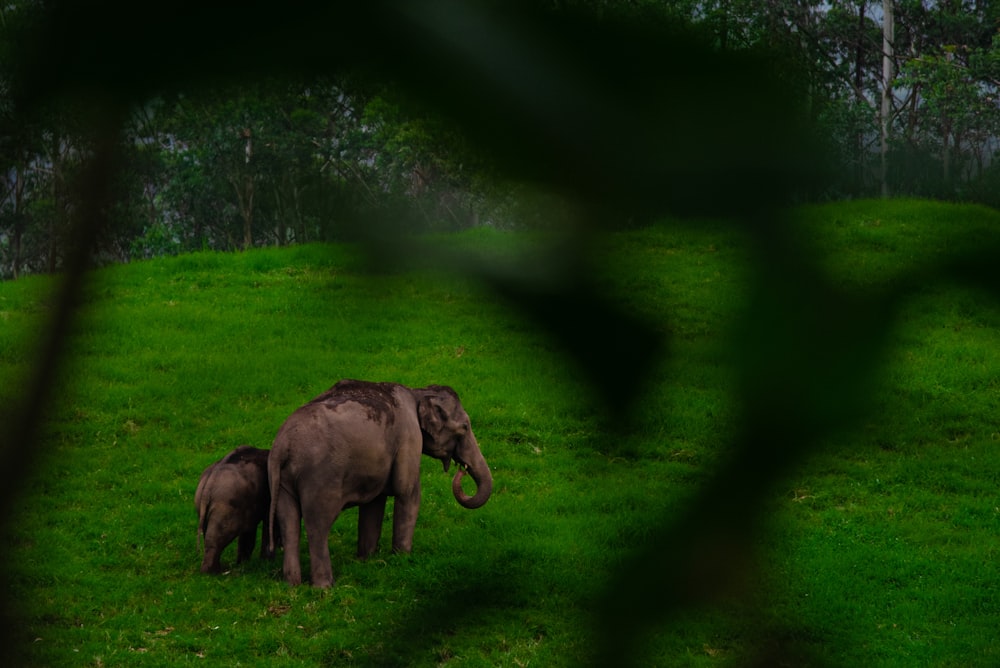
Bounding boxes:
153 81 370 251
3 200 1000 666
672 0 1000 198
10 2 1000 278
0 0 1000 277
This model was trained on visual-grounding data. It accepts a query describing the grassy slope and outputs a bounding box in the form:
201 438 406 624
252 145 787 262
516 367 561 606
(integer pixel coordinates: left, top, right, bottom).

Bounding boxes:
2 199 999 666
766 200 1000 667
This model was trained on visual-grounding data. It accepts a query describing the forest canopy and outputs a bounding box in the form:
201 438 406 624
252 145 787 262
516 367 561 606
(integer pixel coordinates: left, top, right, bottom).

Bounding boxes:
3 0 1000 278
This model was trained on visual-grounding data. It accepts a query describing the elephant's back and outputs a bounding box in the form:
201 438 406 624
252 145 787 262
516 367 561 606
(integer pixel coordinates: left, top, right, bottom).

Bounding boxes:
305 380 410 428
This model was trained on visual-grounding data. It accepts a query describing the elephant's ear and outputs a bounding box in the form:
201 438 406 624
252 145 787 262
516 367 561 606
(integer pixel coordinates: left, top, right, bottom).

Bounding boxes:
417 393 448 436
417 393 453 470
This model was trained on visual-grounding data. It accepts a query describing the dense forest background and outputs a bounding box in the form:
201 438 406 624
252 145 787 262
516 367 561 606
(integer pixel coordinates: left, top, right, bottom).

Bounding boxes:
4 0 1000 278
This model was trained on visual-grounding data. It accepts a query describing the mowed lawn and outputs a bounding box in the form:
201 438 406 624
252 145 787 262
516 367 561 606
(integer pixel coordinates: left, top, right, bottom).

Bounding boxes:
2 199 999 666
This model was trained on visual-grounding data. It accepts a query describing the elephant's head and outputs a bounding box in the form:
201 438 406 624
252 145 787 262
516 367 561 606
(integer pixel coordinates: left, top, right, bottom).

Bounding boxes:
416 385 493 509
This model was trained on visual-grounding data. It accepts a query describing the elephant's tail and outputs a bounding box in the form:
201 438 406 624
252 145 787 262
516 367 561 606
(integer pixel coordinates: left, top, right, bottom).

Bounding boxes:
267 447 280 555
194 470 211 556
196 498 209 556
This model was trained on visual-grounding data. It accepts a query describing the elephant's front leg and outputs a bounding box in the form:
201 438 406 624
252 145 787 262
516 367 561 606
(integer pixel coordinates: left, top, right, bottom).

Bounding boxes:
357 495 387 559
391 487 421 554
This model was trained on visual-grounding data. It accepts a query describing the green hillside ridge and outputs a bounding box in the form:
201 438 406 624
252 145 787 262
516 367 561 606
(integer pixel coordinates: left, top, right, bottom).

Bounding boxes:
2 199 999 666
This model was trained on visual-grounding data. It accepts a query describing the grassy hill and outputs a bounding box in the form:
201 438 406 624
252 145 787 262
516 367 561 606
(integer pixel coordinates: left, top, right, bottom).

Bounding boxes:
2 199 1000 666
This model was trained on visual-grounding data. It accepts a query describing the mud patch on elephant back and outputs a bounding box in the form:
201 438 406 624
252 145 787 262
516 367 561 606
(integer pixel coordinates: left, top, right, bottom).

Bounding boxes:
220 445 269 466
310 379 400 426
424 384 459 401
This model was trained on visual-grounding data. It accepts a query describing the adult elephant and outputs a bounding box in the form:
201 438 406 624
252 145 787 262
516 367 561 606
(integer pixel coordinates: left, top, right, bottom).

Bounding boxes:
268 379 493 587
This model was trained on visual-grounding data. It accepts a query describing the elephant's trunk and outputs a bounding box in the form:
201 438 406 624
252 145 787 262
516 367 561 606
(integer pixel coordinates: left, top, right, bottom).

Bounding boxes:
452 434 492 509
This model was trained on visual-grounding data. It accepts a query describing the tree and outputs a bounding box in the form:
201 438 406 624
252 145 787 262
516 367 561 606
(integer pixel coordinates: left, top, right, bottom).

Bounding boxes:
898 4 1000 190
881 0 894 196
8 0 1000 276
672 0 1000 201
0 121 36 279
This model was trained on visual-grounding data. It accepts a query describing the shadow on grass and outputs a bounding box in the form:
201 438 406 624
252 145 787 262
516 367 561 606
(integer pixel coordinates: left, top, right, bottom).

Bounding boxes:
349 553 552 667
6 2 1000 667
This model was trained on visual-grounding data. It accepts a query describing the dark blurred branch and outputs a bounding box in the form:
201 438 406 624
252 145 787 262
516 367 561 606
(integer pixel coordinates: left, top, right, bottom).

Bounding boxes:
0 113 122 660
3 2 839 665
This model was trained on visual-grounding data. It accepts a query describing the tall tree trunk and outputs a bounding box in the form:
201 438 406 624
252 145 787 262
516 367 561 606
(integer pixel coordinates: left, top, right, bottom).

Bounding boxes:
11 167 25 280
854 0 867 194
242 175 254 250
47 226 58 273
290 181 303 245
49 136 62 274
905 84 920 144
880 0 894 198
235 128 255 250
273 183 285 246
718 0 729 51
12 224 22 280
942 120 952 186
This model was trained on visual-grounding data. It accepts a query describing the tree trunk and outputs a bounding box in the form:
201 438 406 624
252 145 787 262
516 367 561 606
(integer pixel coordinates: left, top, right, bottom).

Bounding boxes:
49 140 62 274
942 120 952 185
880 0 894 198
243 175 254 250
273 183 285 246
291 182 303 245
854 1 867 194
241 129 254 250
228 172 256 251
12 224 22 280
47 226 58 273
11 167 25 280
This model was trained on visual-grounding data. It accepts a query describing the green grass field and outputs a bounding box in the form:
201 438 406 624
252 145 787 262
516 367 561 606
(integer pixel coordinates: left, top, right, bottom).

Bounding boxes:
2 199 999 666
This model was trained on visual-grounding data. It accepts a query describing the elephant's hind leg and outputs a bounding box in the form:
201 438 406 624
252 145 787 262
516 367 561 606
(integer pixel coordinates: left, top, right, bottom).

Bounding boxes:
200 545 223 574
303 497 341 588
357 495 387 559
277 491 303 586
201 515 234 574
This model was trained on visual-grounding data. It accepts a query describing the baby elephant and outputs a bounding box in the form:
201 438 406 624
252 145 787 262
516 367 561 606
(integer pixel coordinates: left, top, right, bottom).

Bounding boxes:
195 445 274 574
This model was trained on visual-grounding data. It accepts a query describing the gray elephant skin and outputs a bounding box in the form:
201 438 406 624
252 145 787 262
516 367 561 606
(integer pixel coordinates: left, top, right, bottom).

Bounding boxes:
195 445 274 574
268 379 493 587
